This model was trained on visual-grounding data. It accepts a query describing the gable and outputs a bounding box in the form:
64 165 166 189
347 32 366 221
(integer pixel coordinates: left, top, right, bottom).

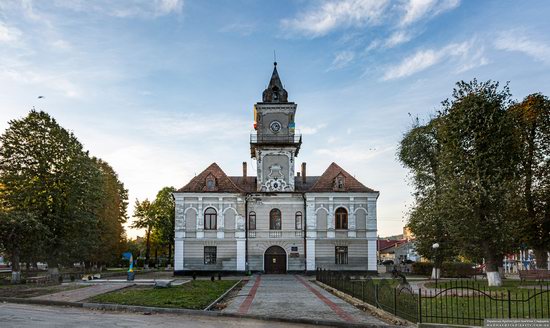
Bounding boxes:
177 163 242 193
309 162 376 193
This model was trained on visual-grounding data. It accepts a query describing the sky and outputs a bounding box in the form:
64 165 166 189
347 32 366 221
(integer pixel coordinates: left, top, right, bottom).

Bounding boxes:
1 0 550 239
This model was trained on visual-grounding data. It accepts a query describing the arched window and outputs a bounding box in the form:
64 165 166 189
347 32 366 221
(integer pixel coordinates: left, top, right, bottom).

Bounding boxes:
295 211 302 230
270 208 282 230
204 208 217 230
335 207 348 229
249 211 256 230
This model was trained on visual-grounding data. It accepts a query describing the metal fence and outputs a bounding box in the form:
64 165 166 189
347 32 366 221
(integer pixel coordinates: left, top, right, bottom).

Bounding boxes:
316 268 550 326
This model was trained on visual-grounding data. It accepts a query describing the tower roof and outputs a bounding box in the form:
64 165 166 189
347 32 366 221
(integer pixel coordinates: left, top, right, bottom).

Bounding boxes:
262 62 288 103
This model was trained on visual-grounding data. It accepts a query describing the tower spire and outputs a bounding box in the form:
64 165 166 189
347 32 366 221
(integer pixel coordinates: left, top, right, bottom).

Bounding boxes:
262 60 288 103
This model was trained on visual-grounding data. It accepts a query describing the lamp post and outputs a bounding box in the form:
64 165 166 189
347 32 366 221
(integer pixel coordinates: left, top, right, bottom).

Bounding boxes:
432 243 440 288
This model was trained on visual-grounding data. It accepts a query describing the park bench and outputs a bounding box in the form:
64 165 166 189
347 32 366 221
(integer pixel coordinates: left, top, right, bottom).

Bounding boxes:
518 269 550 282
26 276 49 284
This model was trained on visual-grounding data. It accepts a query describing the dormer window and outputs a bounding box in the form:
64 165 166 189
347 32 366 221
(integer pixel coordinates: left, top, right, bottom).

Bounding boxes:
206 174 216 191
334 174 345 191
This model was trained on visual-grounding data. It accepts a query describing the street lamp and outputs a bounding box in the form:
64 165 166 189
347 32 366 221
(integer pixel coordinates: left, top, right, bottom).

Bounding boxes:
432 243 440 288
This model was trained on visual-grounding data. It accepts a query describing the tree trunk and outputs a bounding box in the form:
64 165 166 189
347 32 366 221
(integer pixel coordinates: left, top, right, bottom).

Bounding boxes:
168 243 172 268
485 254 502 286
11 249 21 284
534 248 549 269
144 228 151 269
431 267 441 279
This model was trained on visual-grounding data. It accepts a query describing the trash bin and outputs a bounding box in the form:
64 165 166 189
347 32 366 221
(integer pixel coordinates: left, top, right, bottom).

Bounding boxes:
127 271 135 281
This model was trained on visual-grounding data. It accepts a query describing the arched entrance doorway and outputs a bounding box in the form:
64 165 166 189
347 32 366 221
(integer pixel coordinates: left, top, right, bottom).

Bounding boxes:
264 246 286 274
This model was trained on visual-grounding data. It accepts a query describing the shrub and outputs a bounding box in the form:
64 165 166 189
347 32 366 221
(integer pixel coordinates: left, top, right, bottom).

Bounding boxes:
441 262 475 278
412 262 433 276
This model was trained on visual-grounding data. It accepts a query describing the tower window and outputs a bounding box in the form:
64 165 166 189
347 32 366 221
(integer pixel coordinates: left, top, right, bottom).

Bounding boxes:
335 207 348 229
249 211 256 230
204 207 217 230
270 208 282 230
295 211 302 230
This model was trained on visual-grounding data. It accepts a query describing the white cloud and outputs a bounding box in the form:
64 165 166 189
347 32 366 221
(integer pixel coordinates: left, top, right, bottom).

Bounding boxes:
383 39 486 80
300 123 328 135
328 51 355 71
400 0 460 26
494 30 550 65
384 30 413 48
53 0 184 18
281 0 389 37
0 23 22 44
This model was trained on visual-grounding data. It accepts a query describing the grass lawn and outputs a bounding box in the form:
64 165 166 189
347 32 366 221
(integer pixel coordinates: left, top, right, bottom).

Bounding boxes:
88 280 238 310
0 283 88 298
424 279 548 291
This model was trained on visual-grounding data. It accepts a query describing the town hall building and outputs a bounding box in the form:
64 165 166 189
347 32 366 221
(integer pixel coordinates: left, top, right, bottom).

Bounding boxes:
173 63 379 274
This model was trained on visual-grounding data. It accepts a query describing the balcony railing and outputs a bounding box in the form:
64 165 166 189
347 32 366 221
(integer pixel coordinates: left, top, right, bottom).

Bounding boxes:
269 231 283 238
250 133 302 144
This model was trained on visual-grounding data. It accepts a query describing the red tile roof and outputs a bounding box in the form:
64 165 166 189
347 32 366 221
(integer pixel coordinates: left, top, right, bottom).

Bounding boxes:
377 239 408 252
309 162 377 193
177 163 243 193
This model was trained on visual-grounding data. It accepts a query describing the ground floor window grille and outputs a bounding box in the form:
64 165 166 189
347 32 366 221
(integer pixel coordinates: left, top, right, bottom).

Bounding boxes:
204 246 217 264
335 246 348 264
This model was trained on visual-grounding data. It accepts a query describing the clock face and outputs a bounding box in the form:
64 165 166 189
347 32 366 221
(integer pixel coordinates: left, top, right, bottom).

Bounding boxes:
270 120 282 133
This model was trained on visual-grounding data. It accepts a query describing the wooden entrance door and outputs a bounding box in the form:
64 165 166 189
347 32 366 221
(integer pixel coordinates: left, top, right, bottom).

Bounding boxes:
264 246 286 274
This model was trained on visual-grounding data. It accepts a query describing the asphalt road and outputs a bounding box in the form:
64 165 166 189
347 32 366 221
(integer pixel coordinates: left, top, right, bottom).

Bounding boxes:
0 303 319 328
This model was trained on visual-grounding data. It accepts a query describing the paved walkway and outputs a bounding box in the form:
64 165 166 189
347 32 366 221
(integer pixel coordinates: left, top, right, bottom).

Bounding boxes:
223 275 389 326
32 283 133 302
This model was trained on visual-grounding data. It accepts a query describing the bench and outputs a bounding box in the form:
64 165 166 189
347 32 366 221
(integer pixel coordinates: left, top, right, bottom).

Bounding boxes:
26 276 49 284
518 269 550 282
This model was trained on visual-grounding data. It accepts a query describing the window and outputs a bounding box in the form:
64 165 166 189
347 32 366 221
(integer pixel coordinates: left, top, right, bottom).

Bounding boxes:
295 211 302 230
204 246 217 264
270 208 281 230
334 175 345 190
335 246 348 264
205 174 216 191
204 208 217 230
249 211 256 230
335 207 348 229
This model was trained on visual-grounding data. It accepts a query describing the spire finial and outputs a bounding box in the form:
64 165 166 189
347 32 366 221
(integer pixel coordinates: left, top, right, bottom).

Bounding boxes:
273 50 277 66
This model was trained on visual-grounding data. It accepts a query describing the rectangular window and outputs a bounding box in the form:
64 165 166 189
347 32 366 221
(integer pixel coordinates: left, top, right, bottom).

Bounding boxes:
295 212 302 230
204 246 217 265
335 246 348 265
249 212 256 230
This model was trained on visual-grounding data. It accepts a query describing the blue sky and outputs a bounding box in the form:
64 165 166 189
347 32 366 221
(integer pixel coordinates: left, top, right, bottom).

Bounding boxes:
1 0 550 238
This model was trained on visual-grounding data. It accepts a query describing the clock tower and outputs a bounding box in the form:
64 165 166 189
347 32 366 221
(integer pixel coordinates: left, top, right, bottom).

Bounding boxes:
251 62 302 192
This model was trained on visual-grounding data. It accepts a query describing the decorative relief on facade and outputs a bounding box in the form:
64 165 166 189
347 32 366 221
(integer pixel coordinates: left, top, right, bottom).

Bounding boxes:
175 203 185 230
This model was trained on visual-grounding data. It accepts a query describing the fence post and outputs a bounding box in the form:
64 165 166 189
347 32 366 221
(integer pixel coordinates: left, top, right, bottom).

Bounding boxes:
375 284 379 308
508 290 512 319
418 288 422 323
394 287 397 315
362 281 365 302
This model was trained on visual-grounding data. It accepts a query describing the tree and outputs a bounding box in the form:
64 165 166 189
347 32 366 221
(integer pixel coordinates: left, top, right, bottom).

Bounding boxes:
437 80 520 286
151 186 176 267
90 158 129 268
399 118 458 278
0 210 46 283
132 199 155 268
510 94 550 269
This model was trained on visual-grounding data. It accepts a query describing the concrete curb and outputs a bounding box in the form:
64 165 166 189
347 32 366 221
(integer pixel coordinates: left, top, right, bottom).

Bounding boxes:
1 296 400 328
314 281 415 327
203 279 243 311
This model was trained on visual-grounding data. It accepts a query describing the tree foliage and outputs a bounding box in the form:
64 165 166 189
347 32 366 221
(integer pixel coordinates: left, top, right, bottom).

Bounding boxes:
399 80 549 286
0 110 128 279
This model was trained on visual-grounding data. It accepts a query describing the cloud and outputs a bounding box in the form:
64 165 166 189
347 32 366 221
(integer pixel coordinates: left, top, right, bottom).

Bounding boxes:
383 39 486 80
494 30 550 65
281 0 389 37
327 51 355 71
384 30 413 48
300 123 328 135
52 0 184 18
0 23 22 44
400 0 460 26
316 144 395 162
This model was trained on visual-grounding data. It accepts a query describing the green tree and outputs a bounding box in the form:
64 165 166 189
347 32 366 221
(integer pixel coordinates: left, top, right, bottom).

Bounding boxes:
151 186 176 266
399 118 458 277
132 199 155 268
510 94 550 269
437 80 520 286
90 158 129 268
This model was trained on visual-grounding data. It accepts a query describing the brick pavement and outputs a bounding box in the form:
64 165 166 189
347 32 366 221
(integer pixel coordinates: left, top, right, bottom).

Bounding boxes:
223 274 388 326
